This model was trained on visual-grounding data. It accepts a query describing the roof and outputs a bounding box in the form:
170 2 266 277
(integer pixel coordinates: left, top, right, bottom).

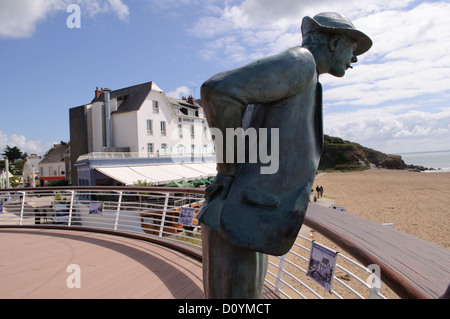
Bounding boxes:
95 162 217 185
91 82 153 115
167 97 200 110
40 145 69 164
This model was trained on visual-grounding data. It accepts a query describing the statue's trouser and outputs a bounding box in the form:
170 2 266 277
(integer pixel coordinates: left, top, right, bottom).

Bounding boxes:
201 224 268 299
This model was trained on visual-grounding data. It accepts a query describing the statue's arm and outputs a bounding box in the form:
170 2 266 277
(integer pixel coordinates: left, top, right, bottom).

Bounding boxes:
201 47 316 176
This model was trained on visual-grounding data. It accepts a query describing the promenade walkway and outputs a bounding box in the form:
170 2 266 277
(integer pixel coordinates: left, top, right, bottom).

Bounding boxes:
0 228 204 299
0 228 279 299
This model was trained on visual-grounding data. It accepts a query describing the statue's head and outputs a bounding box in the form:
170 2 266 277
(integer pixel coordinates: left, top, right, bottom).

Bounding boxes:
301 12 372 77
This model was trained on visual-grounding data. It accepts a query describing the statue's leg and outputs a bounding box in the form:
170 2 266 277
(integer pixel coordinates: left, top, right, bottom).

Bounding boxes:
201 224 268 299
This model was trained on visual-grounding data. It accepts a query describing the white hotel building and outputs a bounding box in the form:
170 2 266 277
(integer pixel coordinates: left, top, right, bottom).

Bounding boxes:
69 81 216 186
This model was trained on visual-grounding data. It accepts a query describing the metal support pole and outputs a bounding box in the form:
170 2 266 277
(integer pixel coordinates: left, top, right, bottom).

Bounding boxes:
68 191 75 226
114 191 123 231
5 158 10 189
275 254 288 294
19 191 26 226
158 193 170 237
32 166 36 188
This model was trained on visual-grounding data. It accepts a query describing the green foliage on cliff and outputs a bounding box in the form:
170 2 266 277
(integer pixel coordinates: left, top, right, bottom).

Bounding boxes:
318 135 407 171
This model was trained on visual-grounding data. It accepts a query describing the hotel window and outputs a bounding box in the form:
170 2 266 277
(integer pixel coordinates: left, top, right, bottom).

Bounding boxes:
191 144 195 154
152 101 159 113
190 125 195 138
147 119 153 135
147 143 154 155
161 143 167 155
160 121 166 136
178 124 183 137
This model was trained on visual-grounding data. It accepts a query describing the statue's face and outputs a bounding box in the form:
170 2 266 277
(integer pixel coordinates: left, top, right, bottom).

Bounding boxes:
329 37 358 77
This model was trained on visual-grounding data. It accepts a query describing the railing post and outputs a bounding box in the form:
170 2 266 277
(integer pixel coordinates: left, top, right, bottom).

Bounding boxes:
19 191 26 226
367 264 382 299
275 254 288 294
158 193 170 237
68 191 75 226
114 191 123 231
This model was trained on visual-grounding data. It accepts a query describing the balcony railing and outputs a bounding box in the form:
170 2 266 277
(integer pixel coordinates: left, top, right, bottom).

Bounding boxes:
0 186 387 299
77 151 215 161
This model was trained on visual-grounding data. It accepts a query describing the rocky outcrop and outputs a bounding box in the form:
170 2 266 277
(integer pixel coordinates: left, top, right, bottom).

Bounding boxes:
318 135 432 171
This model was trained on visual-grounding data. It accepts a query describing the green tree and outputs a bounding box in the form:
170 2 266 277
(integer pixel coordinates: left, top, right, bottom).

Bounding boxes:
9 160 25 176
2 145 26 162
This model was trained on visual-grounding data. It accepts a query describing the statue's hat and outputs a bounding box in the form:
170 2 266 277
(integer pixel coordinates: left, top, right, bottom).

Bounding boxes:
302 12 372 56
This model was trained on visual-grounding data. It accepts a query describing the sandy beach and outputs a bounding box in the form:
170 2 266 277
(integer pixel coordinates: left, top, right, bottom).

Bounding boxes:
312 168 450 249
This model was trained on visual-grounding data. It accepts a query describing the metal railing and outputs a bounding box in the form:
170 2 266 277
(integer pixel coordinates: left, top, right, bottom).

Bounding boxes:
0 186 386 299
77 151 215 161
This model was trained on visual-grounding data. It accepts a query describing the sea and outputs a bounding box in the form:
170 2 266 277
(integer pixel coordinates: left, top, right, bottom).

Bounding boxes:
397 150 450 173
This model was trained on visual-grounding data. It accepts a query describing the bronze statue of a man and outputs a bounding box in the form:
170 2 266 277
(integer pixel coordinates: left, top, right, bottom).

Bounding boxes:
198 12 372 298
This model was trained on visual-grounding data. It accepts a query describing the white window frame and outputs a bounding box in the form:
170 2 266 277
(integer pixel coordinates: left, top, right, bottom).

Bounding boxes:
147 119 153 135
160 121 166 136
147 143 153 155
152 101 159 114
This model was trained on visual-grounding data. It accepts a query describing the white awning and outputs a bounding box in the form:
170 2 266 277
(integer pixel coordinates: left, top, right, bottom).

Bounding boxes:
95 162 217 186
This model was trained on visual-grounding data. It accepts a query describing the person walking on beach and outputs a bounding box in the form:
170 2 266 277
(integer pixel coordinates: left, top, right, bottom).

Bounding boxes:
316 185 321 198
320 186 324 198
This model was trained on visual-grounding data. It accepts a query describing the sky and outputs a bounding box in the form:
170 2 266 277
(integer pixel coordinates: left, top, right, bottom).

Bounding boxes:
1 0 449 157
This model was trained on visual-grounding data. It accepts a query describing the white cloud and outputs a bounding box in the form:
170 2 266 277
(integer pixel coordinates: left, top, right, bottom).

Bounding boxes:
0 131 7 147
320 1 450 109
188 0 416 63
0 0 129 38
324 106 450 153
166 86 191 99
0 0 54 38
106 0 130 22
0 131 54 156
189 1 450 90
182 1 450 153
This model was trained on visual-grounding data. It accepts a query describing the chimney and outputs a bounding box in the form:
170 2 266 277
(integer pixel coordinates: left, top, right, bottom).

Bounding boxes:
104 88 112 148
187 95 194 104
95 87 104 98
